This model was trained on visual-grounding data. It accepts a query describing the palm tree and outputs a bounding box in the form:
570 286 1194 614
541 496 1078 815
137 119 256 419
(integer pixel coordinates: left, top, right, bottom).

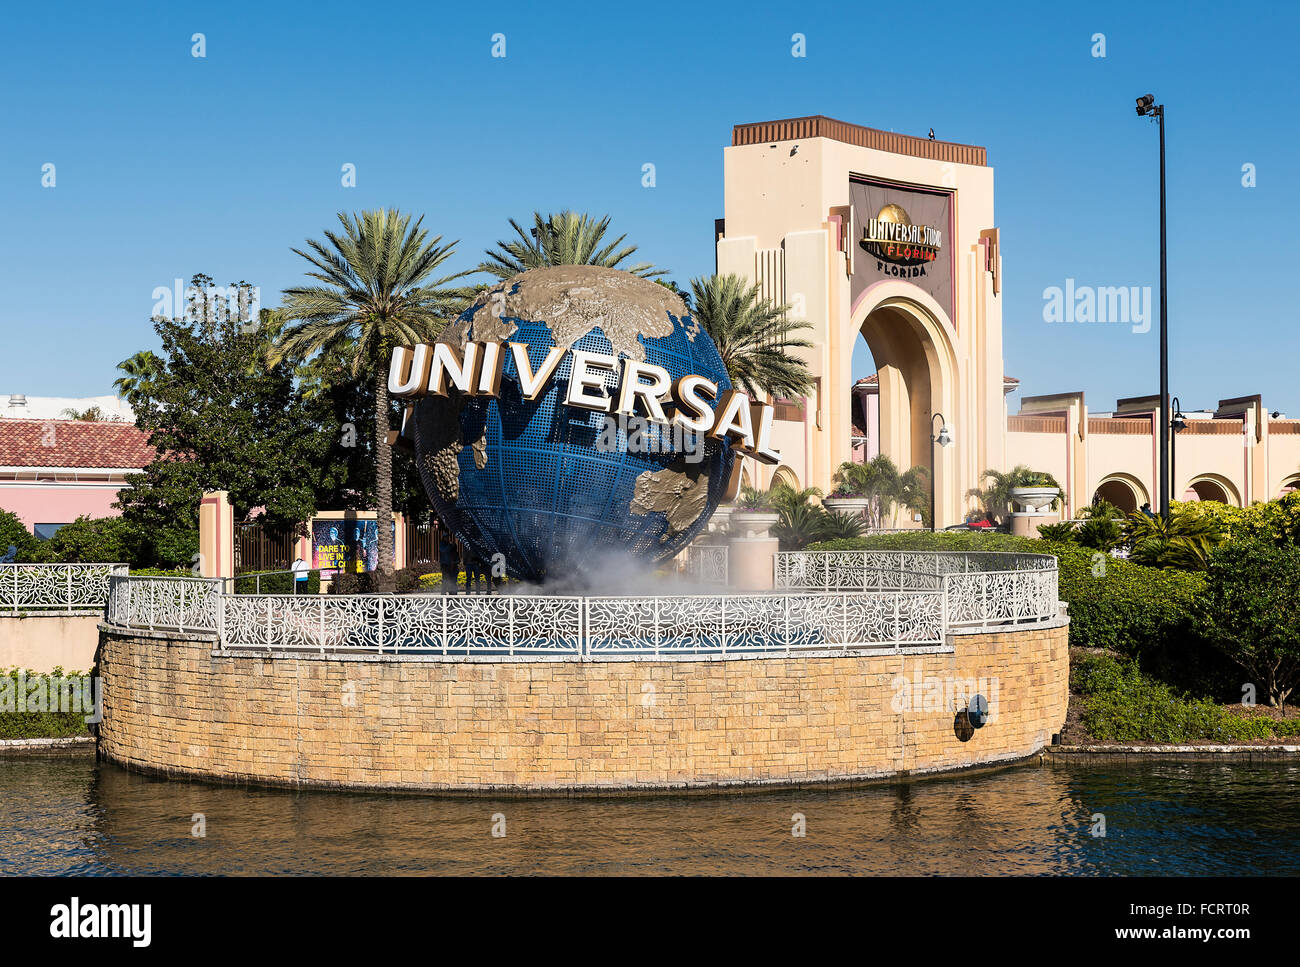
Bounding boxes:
967 465 1064 524
478 211 664 280
688 273 815 400
831 455 917 529
1126 509 1224 570
897 465 932 527
113 350 162 398
268 209 474 591
59 405 112 421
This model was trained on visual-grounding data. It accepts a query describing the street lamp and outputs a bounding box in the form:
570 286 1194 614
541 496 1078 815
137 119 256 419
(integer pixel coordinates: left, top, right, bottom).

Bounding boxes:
1170 396 1187 504
930 413 952 531
1135 92 1170 519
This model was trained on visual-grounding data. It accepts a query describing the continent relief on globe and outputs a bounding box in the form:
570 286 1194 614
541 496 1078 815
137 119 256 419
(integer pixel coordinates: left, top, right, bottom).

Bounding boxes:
390 265 777 577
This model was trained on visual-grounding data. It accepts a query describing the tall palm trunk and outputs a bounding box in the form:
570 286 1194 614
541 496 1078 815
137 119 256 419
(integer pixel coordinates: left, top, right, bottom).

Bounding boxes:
374 365 395 591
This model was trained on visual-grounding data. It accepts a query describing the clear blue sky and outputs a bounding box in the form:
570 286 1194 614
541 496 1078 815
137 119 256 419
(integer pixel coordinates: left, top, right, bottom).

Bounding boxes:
2 0 1296 415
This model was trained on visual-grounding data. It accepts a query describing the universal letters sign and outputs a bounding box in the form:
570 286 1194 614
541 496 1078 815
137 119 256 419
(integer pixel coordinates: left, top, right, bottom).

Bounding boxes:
387 340 783 464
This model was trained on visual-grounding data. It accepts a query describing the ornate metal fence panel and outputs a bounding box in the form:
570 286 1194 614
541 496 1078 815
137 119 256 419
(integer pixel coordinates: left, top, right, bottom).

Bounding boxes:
682 545 728 586
105 575 221 632
218 593 584 655
2 563 128 614
943 569 1059 628
583 591 942 656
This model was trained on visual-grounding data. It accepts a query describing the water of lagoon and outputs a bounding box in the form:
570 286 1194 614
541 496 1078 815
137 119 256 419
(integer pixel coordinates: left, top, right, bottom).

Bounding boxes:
2 755 1297 876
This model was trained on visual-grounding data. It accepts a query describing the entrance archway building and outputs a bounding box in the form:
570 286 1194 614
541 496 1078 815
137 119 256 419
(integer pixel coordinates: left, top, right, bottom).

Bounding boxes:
717 116 1300 521
717 116 1004 528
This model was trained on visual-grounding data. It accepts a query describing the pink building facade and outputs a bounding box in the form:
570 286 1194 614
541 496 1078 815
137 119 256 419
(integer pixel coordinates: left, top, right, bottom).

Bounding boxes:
0 419 154 537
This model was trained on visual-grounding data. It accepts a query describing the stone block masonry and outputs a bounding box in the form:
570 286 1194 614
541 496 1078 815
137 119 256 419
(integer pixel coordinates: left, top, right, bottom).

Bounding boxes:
96 618 1068 793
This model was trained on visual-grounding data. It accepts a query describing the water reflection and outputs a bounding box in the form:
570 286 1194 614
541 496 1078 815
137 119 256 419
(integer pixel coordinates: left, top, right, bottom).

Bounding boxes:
1 757 1297 875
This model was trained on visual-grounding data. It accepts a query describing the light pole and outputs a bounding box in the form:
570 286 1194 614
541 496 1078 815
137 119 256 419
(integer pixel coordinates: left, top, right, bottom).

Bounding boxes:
930 413 952 531
1170 396 1187 504
1136 93 1169 519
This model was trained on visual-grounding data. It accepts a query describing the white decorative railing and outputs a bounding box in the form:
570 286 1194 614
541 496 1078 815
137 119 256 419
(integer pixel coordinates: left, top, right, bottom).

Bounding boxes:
1 563 128 614
774 550 1056 588
106 575 222 633
219 593 584 654
942 570 1058 628
585 591 941 654
101 550 1059 656
775 550 1059 628
682 544 728 586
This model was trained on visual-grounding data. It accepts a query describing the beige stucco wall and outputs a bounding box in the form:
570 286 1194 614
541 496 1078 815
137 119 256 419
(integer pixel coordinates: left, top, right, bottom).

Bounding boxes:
718 127 1003 526
1008 420 1300 511
0 615 100 672
97 619 1069 793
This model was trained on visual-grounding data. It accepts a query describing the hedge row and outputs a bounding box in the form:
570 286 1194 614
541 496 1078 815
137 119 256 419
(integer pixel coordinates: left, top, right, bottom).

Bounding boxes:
805 531 1241 698
0 668 95 739
1071 653 1300 742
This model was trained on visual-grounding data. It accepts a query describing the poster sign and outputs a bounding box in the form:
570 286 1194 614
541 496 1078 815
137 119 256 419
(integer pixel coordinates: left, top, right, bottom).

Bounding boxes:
850 177 955 324
311 519 393 575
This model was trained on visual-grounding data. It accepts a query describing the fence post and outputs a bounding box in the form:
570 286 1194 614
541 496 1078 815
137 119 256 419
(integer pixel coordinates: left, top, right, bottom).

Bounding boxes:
377 596 385 654
66 566 73 615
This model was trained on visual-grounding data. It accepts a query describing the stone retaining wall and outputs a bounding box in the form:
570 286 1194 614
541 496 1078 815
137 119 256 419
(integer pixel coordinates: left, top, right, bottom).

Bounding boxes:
96 618 1069 793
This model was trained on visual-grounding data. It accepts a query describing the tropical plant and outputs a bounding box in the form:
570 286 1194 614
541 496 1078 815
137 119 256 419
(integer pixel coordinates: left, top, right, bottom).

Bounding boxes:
1194 538 1300 707
967 465 1064 522
268 210 474 591
58 405 114 422
830 455 930 529
1036 521 1077 542
734 485 775 512
768 483 823 514
821 510 867 542
1077 514 1124 551
478 210 663 280
771 499 832 550
688 273 815 399
896 464 932 528
113 349 162 398
1125 508 1224 570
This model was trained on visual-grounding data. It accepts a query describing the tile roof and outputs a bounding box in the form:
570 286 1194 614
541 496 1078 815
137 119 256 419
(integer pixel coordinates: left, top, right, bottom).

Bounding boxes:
855 372 1019 386
0 418 155 470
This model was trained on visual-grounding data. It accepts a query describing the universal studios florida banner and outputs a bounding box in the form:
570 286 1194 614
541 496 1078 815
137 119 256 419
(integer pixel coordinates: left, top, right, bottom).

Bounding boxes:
850 177 955 322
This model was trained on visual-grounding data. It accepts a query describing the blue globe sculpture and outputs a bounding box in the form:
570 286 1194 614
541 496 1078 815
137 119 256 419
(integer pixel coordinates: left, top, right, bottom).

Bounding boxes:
411 266 737 584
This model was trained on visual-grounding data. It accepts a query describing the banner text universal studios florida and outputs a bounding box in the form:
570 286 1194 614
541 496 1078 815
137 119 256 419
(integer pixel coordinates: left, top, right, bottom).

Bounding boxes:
387 340 784 465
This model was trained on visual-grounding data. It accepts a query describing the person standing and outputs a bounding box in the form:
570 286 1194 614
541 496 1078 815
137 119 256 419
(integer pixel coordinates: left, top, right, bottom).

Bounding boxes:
438 532 459 594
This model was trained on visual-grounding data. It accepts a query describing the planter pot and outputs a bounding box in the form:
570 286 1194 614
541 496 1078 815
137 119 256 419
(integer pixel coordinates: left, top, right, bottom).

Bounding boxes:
823 497 871 517
707 505 734 535
731 510 780 539
1010 487 1060 514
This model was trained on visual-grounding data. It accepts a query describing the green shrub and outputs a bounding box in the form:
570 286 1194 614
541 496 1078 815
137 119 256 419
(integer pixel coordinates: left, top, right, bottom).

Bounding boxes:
1037 521 1077 542
0 509 40 562
1077 515 1123 551
0 667 95 739
1193 539 1300 707
806 530 1242 698
233 569 321 595
1071 653 1276 742
34 515 135 563
806 530 1043 553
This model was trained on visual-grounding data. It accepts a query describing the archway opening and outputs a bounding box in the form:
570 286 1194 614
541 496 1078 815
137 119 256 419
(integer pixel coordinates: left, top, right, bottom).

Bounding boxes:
850 297 954 527
1093 478 1141 514
1187 479 1230 504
